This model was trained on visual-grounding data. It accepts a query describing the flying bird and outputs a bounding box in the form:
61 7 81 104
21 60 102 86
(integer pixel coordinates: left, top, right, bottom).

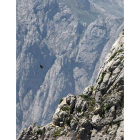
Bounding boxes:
40 65 44 69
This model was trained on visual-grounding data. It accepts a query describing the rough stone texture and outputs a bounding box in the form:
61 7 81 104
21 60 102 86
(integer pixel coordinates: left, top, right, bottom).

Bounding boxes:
16 0 124 137
17 31 124 140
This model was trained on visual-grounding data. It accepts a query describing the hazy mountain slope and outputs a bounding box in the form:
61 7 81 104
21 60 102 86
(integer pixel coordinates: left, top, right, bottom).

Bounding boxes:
16 0 124 137
17 30 124 140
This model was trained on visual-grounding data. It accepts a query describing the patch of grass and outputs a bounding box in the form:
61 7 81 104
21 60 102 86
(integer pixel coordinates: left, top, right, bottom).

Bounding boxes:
91 101 95 106
120 100 124 108
77 108 81 113
98 73 106 85
66 119 71 126
88 100 95 112
101 106 105 118
62 106 69 111
59 98 63 104
102 114 105 118
53 129 62 137
85 115 89 119
51 125 55 127
91 86 94 91
89 105 93 112
53 127 65 137
105 103 111 110
122 29 124 35
37 129 42 135
120 56 124 61
116 121 121 128
79 94 88 100
118 49 123 53
109 52 117 62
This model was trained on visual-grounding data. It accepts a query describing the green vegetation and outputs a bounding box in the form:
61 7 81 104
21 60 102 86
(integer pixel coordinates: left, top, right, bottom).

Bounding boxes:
109 48 124 62
51 125 55 127
98 73 106 85
88 99 95 112
120 100 124 108
120 56 124 61
109 52 117 62
53 127 65 137
118 49 123 53
62 106 69 111
122 29 124 35
66 119 71 126
89 105 93 112
53 129 62 137
91 86 94 91
79 94 88 100
102 114 105 118
91 101 95 106
105 103 111 110
117 121 121 128
37 129 42 135
85 114 89 119
59 98 63 104
101 106 105 118
77 108 81 113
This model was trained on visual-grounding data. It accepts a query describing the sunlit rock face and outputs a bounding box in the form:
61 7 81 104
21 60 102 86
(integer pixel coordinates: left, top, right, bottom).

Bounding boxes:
17 31 124 140
16 0 123 137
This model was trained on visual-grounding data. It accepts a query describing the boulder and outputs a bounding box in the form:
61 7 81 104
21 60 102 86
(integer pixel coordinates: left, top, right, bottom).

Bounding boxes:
94 103 101 114
52 114 60 126
75 96 83 111
70 120 78 130
83 86 93 97
92 114 101 127
59 111 67 121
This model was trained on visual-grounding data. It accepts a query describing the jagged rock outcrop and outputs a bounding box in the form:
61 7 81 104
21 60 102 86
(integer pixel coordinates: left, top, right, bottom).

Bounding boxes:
16 0 124 137
18 30 124 140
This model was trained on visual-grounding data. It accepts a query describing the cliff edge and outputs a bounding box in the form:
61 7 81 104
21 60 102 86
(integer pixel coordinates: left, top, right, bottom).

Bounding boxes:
18 30 124 140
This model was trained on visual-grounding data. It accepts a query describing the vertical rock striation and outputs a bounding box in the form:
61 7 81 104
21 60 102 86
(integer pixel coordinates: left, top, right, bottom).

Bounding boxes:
16 0 124 137
17 31 124 140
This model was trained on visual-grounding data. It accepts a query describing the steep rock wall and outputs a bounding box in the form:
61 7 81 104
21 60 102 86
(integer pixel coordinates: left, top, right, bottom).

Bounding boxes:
18 31 124 140
16 0 124 136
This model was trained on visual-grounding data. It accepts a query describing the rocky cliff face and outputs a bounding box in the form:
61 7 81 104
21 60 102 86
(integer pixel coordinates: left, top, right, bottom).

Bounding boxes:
16 0 124 137
17 31 124 140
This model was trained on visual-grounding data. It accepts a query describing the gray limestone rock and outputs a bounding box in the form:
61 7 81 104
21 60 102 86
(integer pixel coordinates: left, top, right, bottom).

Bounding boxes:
17 31 124 140
75 96 84 111
115 121 124 140
16 0 124 136
83 86 93 97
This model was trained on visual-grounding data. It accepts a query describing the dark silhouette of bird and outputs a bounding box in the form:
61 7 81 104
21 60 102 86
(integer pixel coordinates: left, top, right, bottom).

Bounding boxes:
40 65 44 69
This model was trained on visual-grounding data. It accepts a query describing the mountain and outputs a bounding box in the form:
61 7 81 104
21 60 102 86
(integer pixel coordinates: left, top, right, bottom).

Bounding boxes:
16 0 124 137
17 30 124 140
